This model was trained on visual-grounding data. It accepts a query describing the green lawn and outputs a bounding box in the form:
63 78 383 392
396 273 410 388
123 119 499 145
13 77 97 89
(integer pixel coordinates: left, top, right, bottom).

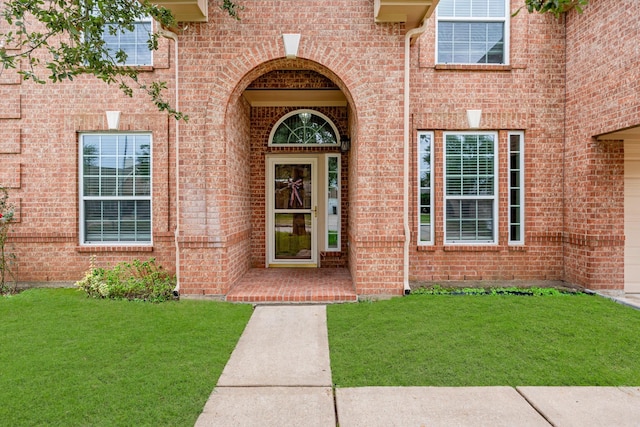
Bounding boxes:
0 288 252 427
5 288 640 425
327 294 640 387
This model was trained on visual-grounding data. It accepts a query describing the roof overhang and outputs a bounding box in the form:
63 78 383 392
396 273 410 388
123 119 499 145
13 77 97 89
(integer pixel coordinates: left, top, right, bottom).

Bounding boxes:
151 0 208 22
596 125 640 141
242 89 347 107
374 0 440 29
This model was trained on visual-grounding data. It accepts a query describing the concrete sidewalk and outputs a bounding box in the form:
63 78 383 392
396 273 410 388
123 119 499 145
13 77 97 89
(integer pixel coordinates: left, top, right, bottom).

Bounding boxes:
195 305 640 427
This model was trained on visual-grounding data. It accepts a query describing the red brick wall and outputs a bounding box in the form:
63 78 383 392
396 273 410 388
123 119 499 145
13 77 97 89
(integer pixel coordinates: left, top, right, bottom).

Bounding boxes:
175 1 409 295
563 0 637 291
1 22 178 282
6 0 632 295
408 2 566 284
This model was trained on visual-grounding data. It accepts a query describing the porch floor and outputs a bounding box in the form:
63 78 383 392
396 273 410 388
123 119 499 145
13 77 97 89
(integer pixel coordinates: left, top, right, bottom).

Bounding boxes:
226 268 357 303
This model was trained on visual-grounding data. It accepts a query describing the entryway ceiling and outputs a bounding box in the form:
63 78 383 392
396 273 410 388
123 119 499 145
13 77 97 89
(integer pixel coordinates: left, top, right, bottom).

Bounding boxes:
242 89 347 107
597 125 640 141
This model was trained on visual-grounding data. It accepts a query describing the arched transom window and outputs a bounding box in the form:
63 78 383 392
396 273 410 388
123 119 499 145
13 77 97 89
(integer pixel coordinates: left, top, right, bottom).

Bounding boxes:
269 109 340 146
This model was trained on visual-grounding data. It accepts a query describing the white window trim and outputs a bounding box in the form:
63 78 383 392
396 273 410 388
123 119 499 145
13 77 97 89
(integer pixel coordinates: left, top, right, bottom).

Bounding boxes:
508 131 525 245
417 131 434 245
79 132 153 246
325 153 341 252
268 109 341 147
435 0 510 65
443 131 498 245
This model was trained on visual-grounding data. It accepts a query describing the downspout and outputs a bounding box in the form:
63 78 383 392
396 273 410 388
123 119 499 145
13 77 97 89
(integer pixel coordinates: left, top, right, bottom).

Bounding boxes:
403 19 430 295
158 28 181 296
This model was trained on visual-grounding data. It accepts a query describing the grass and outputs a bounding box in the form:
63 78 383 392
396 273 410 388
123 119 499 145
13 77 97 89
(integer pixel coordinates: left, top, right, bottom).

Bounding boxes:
0 288 252 426
327 293 640 387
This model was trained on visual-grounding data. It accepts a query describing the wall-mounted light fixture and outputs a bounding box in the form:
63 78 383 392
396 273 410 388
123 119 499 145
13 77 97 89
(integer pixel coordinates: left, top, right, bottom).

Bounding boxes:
466 109 482 129
341 137 350 152
106 111 121 130
282 33 301 59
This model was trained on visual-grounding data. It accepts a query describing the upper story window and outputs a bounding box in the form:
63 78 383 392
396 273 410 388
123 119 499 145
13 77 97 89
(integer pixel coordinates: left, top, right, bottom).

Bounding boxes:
103 18 153 66
436 0 509 65
269 110 340 147
80 134 152 244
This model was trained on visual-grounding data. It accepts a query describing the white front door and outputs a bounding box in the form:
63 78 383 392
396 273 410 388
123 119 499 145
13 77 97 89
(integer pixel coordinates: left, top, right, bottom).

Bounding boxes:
267 157 318 267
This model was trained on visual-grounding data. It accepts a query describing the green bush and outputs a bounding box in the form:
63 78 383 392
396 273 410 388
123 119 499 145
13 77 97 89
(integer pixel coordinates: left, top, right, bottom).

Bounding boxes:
410 285 581 296
76 258 177 303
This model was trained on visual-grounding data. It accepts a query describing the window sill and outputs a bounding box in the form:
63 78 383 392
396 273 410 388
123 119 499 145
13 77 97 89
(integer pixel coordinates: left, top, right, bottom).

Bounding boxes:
76 245 153 253
321 251 343 257
443 245 500 252
435 64 512 72
128 65 154 72
417 245 436 251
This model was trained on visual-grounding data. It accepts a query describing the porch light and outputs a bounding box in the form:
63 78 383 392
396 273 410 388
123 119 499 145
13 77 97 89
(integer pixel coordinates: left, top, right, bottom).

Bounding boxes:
341 137 350 152
106 111 121 130
282 33 301 59
466 109 482 129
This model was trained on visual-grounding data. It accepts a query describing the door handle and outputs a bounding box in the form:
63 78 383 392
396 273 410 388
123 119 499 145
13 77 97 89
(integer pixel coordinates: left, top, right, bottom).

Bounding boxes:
313 206 318 218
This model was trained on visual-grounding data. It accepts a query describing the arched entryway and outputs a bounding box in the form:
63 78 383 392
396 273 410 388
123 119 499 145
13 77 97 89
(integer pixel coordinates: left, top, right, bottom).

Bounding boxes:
223 61 358 302
242 67 352 270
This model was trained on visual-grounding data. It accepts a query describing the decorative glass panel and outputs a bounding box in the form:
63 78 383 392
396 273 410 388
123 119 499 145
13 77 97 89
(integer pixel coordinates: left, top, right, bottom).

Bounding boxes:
274 164 312 210
509 132 524 244
271 110 339 146
274 213 312 260
418 132 433 244
327 155 340 251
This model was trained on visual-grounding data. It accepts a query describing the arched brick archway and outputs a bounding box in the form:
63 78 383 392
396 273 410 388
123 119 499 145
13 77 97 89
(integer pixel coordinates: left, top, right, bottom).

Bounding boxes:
178 39 405 297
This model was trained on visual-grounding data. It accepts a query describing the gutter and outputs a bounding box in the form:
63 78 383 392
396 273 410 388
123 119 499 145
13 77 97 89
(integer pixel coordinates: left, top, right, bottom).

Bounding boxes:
402 20 430 295
158 28 181 297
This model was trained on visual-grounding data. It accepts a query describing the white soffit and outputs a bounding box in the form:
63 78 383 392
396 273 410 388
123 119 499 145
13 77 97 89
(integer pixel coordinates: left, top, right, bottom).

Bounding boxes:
374 0 439 29
596 125 640 141
150 0 208 22
242 90 347 107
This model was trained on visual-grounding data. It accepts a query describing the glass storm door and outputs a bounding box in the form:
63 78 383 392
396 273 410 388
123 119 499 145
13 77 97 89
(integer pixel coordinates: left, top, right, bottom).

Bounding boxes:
267 157 318 267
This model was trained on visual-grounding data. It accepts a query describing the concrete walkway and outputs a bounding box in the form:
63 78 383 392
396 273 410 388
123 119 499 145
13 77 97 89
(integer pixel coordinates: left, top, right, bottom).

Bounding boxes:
195 305 640 426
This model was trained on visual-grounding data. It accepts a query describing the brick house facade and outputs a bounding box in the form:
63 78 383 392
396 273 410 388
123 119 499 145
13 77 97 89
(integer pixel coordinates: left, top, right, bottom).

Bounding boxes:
1 0 639 297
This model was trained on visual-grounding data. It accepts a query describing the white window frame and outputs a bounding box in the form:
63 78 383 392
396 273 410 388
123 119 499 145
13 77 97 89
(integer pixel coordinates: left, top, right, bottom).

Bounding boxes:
325 154 341 252
268 109 341 147
508 131 525 245
103 17 154 66
443 131 498 245
417 131 434 245
435 0 510 65
79 133 153 246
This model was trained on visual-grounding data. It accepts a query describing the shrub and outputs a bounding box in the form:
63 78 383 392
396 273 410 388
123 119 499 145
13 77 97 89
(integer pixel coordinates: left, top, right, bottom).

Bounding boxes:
76 258 177 303
410 285 581 296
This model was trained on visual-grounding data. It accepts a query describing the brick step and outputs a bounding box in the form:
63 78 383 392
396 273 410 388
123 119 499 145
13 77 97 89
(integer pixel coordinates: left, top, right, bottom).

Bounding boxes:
226 268 357 304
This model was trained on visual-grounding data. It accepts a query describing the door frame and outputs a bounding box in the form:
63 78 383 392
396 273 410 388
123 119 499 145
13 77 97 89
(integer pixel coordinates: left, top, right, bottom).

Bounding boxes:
266 155 319 267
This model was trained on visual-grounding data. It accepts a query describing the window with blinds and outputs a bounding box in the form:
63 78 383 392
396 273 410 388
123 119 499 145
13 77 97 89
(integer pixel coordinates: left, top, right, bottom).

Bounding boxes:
103 18 153 66
436 0 509 65
444 132 497 243
80 134 152 244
